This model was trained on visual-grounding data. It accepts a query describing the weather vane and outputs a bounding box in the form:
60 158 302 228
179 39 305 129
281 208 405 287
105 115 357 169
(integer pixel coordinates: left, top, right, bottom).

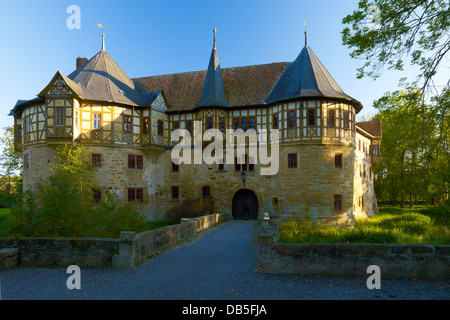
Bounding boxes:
98 24 105 51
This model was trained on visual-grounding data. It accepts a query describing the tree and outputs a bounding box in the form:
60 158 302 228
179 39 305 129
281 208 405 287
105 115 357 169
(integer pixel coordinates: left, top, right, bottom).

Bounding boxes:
4 144 147 238
342 0 450 94
0 126 22 207
373 87 449 207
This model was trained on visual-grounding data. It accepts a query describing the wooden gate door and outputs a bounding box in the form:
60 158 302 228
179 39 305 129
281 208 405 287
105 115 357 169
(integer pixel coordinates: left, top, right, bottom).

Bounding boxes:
232 189 258 220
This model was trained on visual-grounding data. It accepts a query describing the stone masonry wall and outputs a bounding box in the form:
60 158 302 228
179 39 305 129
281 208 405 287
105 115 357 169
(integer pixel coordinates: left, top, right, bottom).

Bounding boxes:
257 234 450 279
0 237 119 267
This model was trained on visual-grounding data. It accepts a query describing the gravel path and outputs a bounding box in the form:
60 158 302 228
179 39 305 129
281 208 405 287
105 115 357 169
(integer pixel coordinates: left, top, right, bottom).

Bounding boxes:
0 220 448 300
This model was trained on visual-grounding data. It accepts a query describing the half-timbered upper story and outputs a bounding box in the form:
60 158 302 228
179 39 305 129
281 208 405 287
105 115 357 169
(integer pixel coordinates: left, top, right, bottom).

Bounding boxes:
9 31 381 161
10 39 170 153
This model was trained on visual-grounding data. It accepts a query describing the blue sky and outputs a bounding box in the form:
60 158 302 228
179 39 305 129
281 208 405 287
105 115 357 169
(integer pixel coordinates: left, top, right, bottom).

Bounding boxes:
1 0 446 139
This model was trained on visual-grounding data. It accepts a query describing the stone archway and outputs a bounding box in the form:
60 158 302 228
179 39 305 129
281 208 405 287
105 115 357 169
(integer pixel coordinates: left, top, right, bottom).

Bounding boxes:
232 189 259 220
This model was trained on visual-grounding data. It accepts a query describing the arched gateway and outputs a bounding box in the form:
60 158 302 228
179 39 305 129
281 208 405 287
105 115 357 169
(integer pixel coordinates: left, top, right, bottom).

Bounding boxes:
232 189 259 220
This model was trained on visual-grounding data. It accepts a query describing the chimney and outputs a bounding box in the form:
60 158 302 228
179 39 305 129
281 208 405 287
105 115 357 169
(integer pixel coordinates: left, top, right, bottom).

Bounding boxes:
76 57 88 69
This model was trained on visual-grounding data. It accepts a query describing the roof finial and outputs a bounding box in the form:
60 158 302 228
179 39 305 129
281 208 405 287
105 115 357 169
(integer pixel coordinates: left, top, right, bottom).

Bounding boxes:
102 34 105 51
304 22 308 46
213 22 217 49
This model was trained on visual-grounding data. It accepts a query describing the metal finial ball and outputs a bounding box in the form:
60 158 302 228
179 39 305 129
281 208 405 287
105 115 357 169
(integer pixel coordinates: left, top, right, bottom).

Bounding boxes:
213 28 217 33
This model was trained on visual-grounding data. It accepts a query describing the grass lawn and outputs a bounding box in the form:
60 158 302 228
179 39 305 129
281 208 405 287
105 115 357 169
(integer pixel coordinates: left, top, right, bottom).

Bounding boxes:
280 205 450 245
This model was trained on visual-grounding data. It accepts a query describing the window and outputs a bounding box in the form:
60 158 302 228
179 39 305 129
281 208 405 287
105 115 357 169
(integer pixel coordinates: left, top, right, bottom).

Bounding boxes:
273 114 279 129
55 108 64 126
328 110 335 127
335 154 343 168
308 109 315 126
234 156 254 172
172 162 179 172
92 154 101 167
93 189 101 203
206 118 213 130
343 112 349 129
272 197 279 206
288 154 297 168
249 156 255 172
233 118 240 130
172 186 179 199
334 195 342 211
241 118 248 131
360 164 363 177
249 117 256 129
75 110 79 128
235 157 241 172
157 120 164 136
288 111 296 128
186 121 193 135
202 186 210 198
143 117 150 134
128 155 136 169
17 125 22 139
24 117 30 134
93 113 101 130
242 155 248 172
128 188 143 203
24 154 29 169
363 164 366 178
373 145 379 156
218 163 224 171
123 116 132 133
136 156 143 170
219 118 225 132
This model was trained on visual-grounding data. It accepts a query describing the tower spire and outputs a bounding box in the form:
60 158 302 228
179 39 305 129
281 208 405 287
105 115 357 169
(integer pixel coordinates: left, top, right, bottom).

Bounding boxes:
102 34 105 51
304 22 308 46
213 23 217 49
194 26 230 109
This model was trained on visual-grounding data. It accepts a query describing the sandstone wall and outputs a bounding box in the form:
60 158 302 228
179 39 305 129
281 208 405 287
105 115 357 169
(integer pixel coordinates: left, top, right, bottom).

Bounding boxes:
258 235 450 279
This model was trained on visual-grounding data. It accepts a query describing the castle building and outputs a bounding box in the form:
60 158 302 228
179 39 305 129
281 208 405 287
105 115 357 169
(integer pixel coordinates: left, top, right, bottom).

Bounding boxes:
9 31 381 226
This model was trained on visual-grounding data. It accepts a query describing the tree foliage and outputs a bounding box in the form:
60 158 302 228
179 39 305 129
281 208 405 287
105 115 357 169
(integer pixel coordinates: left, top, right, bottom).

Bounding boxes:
0 126 22 207
4 144 148 238
373 87 449 207
342 0 450 92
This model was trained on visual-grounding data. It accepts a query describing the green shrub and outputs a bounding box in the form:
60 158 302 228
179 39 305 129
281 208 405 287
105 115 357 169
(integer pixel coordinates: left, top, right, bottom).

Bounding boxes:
2 145 150 238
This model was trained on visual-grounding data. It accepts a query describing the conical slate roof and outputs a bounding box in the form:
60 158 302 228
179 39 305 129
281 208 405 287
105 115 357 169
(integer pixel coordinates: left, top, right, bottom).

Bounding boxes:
194 31 230 109
264 45 362 111
66 49 152 107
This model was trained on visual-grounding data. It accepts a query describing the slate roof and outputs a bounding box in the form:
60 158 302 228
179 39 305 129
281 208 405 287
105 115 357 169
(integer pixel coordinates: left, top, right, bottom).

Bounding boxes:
135 62 289 112
65 50 156 107
194 39 230 109
264 45 363 111
10 49 164 116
